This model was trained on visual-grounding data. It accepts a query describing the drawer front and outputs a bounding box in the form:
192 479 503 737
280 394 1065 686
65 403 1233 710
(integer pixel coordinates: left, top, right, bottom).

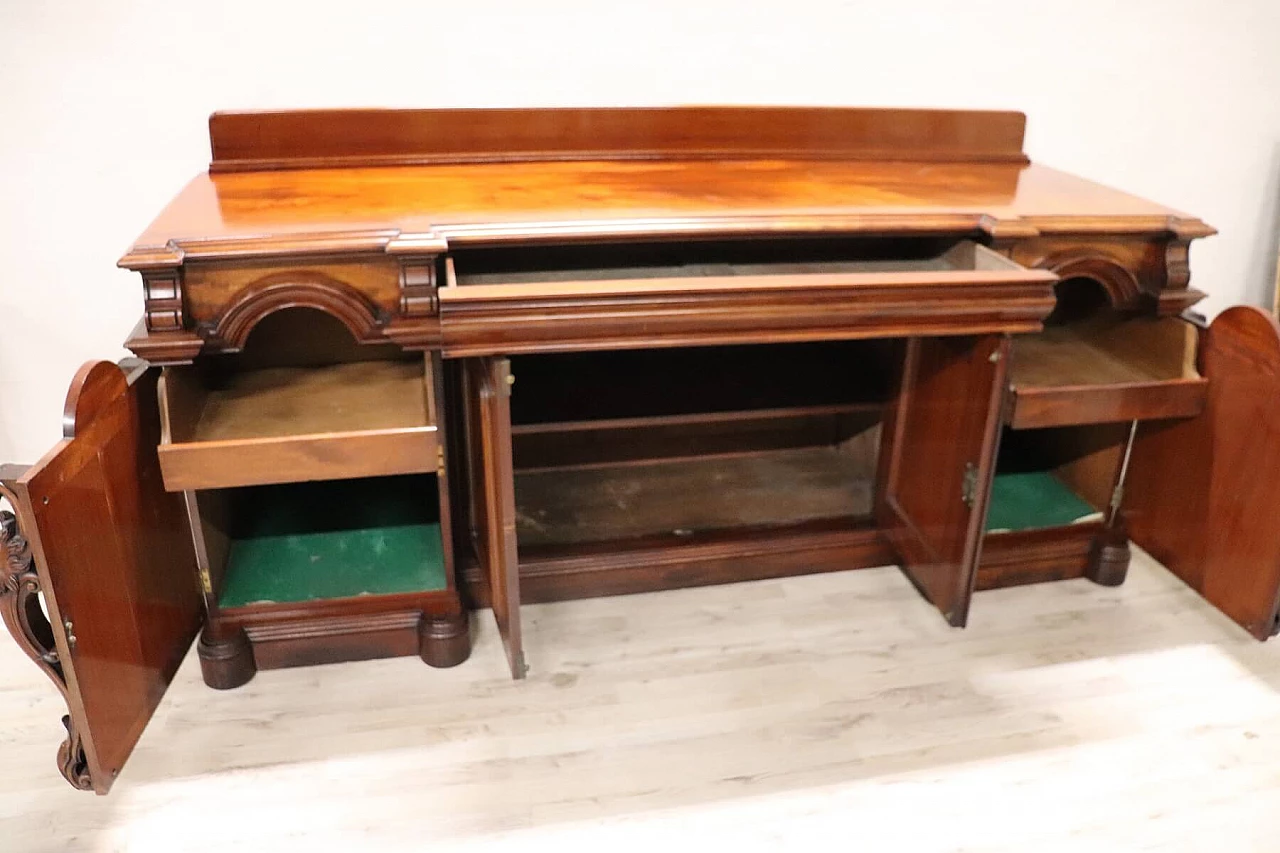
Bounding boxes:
440 241 1057 355
157 358 440 492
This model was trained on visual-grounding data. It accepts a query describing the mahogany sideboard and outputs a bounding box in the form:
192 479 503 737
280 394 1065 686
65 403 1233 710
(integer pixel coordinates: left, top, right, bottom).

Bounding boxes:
4 107 1280 795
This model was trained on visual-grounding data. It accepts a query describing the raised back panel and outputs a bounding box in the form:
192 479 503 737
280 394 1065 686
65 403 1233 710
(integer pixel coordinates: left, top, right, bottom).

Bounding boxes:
208 107 1029 172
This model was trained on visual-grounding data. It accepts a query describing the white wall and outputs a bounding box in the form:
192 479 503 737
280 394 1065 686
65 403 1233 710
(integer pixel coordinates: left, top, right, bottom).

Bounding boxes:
1 0 1278 462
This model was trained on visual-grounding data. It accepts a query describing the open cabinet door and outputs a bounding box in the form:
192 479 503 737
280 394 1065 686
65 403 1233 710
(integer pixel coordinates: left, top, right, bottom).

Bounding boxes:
1125 307 1280 640
877 334 1010 627
467 357 526 678
0 361 201 793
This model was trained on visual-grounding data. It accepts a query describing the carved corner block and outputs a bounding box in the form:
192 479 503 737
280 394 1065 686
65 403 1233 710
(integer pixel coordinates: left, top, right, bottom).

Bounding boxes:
142 267 187 333
0 498 93 792
385 254 444 349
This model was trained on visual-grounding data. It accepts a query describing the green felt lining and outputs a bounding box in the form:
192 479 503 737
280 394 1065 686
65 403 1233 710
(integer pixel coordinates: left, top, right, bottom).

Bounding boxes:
218 475 447 609
985 471 1101 533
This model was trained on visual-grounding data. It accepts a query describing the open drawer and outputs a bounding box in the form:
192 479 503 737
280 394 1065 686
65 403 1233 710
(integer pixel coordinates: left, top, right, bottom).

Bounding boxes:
1006 315 1208 429
440 238 1058 355
157 356 440 491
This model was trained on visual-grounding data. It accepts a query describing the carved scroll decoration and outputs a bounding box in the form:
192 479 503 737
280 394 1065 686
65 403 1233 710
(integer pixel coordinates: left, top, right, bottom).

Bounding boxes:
0 489 93 791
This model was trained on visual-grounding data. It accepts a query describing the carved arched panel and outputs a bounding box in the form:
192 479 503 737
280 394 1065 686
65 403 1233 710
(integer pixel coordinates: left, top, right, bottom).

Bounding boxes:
209 272 387 350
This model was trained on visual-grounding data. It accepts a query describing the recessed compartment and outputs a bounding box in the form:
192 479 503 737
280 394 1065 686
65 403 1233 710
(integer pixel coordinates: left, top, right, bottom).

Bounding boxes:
202 475 448 610
985 425 1117 534
1006 279 1207 429
977 423 1125 590
157 311 440 491
451 236 1032 288
502 340 891 553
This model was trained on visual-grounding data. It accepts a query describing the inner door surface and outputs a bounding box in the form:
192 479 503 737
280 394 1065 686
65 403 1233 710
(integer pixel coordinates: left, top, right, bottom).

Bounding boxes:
1125 307 1280 640
466 357 526 678
5 361 202 793
877 335 1010 626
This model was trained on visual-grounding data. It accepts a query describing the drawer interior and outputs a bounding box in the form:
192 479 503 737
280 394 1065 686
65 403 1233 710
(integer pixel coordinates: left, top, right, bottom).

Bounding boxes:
1006 279 1207 429
451 236 1025 288
194 474 448 610
157 309 439 491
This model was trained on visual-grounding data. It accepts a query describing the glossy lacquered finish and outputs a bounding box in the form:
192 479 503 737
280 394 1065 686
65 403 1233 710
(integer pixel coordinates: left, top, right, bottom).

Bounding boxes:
9 106 1273 800
1125 307 1280 640
2 362 202 794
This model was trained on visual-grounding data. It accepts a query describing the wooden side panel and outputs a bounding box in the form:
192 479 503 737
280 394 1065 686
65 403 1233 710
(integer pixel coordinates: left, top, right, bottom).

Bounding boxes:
879 335 1009 626
13 361 201 793
469 358 525 678
1126 307 1280 639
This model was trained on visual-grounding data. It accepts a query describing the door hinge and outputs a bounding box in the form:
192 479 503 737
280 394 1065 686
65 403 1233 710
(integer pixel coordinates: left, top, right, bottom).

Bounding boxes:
63 619 77 651
198 565 213 595
961 462 979 509
436 446 446 475
504 370 515 397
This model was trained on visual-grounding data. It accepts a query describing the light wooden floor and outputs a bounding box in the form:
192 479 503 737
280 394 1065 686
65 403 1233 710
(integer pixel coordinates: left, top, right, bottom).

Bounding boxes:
4 549 1280 852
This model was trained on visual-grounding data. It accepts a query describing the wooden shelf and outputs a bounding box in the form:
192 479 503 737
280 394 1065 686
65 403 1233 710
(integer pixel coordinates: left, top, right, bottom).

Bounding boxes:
1006 317 1208 429
158 358 439 491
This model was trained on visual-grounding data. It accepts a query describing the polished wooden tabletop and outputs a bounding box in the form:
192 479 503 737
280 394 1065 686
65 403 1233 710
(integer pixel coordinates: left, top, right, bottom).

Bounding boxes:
119 108 1213 268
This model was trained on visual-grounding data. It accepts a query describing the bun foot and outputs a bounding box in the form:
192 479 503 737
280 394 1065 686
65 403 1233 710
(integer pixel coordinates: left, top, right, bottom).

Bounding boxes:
1087 531 1131 587
198 628 256 689
419 613 471 668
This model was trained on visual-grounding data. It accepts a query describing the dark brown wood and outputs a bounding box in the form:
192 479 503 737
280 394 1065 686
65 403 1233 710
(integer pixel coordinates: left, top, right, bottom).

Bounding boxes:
975 523 1101 591
11 106 1261 797
1086 525 1132 587
157 360 439 491
197 627 255 690
1125 307 1280 639
207 107 1031 172
439 246 1057 356
513 406 881 471
880 335 1010 626
463 521 892 604
470 358 525 678
6 361 202 794
514 445 875 547
418 613 471 668
1006 316 1206 428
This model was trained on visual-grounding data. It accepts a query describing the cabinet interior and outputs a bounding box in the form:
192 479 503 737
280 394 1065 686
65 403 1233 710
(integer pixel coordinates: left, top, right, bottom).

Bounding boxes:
987 423 1127 534
506 339 894 550
194 475 448 610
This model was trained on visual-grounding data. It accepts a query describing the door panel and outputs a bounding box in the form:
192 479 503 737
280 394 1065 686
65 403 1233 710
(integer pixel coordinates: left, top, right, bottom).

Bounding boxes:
468 358 526 678
1 361 201 793
878 335 1010 626
1126 307 1280 639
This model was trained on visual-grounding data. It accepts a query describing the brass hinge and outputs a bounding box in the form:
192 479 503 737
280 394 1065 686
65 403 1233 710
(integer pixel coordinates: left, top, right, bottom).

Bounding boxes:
436 446 445 475
504 370 515 397
198 566 213 595
961 462 979 509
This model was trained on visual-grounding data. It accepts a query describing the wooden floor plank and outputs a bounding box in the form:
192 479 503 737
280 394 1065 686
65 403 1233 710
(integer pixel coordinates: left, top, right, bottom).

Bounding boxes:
2 548 1278 851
